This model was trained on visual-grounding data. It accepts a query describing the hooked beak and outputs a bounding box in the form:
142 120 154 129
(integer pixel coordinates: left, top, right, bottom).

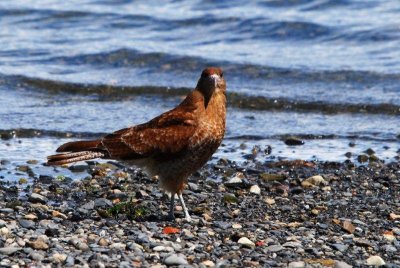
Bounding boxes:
209 74 220 87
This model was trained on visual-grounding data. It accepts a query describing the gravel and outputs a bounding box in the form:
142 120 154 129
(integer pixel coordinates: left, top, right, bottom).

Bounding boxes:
0 156 399 267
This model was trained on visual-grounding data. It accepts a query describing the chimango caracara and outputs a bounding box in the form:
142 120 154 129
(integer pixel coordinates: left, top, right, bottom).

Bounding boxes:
47 67 227 221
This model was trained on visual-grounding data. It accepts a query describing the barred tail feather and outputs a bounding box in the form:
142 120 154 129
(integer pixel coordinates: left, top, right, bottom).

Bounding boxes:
47 151 105 166
56 140 100 152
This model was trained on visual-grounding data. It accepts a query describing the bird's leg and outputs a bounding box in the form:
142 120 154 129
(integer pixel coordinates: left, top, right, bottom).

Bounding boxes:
168 193 175 221
178 193 192 221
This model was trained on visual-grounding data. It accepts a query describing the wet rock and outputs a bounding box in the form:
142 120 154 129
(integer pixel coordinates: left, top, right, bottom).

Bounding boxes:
284 137 304 146
344 152 352 158
365 148 375 155
38 175 53 184
357 154 369 163
69 165 89 172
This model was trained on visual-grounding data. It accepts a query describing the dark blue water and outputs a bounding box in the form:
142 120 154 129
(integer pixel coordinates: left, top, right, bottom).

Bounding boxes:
0 0 399 168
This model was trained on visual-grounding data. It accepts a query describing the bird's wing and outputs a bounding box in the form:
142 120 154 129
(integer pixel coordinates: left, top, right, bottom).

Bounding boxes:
99 110 198 160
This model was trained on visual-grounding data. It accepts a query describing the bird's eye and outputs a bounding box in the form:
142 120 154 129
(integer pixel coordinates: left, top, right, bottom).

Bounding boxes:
220 72 223 78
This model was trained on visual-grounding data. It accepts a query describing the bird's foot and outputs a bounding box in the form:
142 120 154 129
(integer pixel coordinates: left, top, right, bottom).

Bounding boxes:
184 215 192 222
167 214 175 222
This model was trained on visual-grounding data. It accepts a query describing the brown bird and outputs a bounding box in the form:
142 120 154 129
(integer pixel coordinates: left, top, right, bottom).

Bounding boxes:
47 67 227 221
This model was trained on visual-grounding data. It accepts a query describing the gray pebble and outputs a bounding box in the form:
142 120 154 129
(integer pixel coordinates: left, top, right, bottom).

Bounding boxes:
29 193 48 204
164 254 188 266
335 261 353 268
18 219 35 229
266 245 284 252
288 261 305 268
332 243 348 252
0 247 22 256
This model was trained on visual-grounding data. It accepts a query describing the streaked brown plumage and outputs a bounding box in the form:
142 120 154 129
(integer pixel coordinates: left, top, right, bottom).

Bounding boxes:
47 67 227 221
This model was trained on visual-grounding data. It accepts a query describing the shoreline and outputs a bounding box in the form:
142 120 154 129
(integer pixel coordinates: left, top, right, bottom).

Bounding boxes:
0 157 399 267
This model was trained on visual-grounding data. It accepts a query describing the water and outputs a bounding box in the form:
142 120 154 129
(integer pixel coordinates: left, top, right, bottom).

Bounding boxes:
0 0 399 172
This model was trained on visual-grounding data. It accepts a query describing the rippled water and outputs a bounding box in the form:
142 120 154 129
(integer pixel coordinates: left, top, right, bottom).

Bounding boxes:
0 0 399 167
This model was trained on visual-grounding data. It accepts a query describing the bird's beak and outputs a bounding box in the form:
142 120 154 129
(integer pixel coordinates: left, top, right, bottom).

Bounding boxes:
209 74 220 88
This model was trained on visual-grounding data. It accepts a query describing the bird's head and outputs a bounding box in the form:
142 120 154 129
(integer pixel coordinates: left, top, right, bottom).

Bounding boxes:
196 67 226 100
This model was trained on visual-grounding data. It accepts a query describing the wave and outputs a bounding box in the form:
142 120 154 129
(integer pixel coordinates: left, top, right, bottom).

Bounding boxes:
28 48 400 85
3 5 397 45
1 74 399 115
1 128 398 142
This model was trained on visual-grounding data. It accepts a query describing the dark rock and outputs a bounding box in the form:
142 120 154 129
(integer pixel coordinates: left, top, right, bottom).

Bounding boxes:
94 198 113 208
28 193 48 204
290 187 303 195
357 154 369 163
264 145 272 155
214 221 232 229
365 148 375 155
81 201 95 210
45 228 60 237
284 137 304 146
38 175 54 184
344 152 352 158
70 212 83 222
68 165 89 172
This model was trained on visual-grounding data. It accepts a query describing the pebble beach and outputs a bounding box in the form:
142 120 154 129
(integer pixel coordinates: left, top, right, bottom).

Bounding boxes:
0 149 399 267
